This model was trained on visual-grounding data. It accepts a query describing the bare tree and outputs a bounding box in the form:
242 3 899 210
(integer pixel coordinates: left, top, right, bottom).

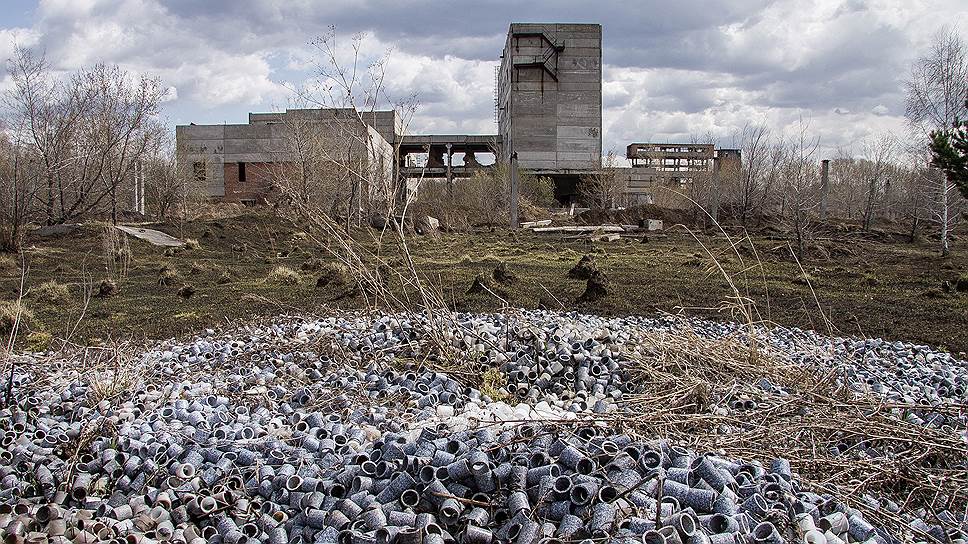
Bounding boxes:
145 133 208 223
828 148 861 220
783 118 821 257
0 121 43 251
4 47 166 226
761 136 788 216
904 27 968 256
728 122 771 225
894 153 929 241
578 150 627 210
859 133 898 231
285 28 419 231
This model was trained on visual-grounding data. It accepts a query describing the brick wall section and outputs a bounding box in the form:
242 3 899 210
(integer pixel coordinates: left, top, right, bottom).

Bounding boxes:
221 162 280 203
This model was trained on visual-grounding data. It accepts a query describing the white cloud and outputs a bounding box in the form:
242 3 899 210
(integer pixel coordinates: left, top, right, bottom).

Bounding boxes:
160 86 177 103
4 0 965 158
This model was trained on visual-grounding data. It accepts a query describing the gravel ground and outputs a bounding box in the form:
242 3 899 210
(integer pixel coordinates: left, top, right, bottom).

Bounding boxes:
0 310 964 543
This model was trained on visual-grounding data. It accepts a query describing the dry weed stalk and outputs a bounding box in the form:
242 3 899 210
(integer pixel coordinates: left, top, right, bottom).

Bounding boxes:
1 253 28 407
101 226 131 281
613 318 967 540
628 193 961 538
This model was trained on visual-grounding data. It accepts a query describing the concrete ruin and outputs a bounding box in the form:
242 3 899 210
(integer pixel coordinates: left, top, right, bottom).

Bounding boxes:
619 144 742 206
497 23 603 202
176 22 738 207
175 109 396 204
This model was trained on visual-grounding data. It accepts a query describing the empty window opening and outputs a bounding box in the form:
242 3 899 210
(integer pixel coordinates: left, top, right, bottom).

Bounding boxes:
238 162 246 183
193 161 206 181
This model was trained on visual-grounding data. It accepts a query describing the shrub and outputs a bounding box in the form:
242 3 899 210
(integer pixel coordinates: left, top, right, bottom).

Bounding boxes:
493 262 516 285
579 269 609 302
184 238 200 250
568 255 598 280
413 163 558 229
32 280 71 303
268 266 301 285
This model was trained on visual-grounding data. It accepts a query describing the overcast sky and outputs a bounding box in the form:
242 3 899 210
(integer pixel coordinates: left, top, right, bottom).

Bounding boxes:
1 0 965 158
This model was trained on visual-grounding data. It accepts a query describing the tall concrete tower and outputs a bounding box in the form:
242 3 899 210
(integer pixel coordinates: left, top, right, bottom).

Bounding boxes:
497 23 603 202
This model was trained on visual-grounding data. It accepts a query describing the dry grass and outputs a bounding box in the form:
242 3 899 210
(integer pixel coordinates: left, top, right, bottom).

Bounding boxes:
0 301 33 339
157 265 180 286
315 261 351 288
31 280 71 304
610 321 967 542
183 238 200 250
101 227 131 281
0 254 16 272
267 266 301 285
24 331 52 352
481 367 511 402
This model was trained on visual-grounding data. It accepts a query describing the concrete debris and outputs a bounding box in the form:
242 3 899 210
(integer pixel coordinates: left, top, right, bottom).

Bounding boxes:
116 226 185 247
33 224 80 238
533 226 625 234
416 216 440 236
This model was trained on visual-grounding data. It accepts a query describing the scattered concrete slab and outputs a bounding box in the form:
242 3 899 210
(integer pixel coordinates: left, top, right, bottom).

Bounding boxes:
116 225 185 247
532 225 625 233
34 224 80 238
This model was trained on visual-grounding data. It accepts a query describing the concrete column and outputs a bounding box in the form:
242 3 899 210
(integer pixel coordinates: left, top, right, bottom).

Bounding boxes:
510 152 519 229
132 160 145 215
710 156 721 224
446 143 453 196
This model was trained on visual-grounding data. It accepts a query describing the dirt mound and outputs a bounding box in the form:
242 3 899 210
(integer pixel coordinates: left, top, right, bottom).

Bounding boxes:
467 272 494 294
579 269 610 302
568 254 598 280
492 262 516 285
575 204 693 227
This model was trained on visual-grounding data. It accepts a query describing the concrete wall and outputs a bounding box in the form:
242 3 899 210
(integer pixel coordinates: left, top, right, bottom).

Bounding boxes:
176 108 397 203
614 167 693 209
175 124 226 197
498 23 602 172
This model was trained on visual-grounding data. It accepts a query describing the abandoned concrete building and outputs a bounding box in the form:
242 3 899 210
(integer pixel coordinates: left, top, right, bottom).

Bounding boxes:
620 144 742 205
175 109 396 204
176 22 738 207
496 23 603 201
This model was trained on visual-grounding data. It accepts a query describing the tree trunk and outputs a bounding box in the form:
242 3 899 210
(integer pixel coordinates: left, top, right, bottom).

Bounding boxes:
110 186 118 225
940 183 950 257
909 213 920 243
